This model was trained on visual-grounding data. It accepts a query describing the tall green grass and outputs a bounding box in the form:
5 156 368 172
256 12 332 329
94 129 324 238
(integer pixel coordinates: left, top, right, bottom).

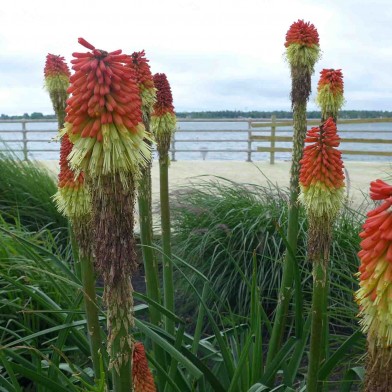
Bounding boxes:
170 179 363 333
0 150 67 240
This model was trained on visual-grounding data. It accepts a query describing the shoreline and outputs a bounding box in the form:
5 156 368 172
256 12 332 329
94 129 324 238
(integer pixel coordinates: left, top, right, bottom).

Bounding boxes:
40 159 389 211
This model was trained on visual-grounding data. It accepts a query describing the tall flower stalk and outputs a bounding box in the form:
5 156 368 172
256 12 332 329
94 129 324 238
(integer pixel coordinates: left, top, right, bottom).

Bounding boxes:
45 54 104 381
130 51 161 327
151 73 176 335
315 68 344 372
356 179 392 391
298 118 345 390
64 38 151 391
267 20 320 368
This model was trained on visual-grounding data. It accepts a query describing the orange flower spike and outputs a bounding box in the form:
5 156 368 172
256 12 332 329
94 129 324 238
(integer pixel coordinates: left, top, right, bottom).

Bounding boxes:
151 73 176 159
63 38 151 180
316 69 345 120
285 19 319 47
285 19 320 71
132 342 156 392
53 134 91 219
298 117 345 218
129 51 157 119
44 54 71 126
356 183 392 349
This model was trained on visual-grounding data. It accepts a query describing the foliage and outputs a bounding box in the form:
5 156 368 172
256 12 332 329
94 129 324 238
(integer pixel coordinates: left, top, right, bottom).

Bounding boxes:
170 178 363 333
0 149 67 243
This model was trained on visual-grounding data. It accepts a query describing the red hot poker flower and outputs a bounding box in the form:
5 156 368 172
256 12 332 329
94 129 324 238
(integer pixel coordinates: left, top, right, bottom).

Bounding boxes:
132 342 156 392
316 69 345 120
65 37 143 143
44 54 71 79
285 19 319 48
299 117 345 218
58 134 84 189
53 134 90 218
356 182 392 348
152 73 175 117
300 117 344 189
318 69 344 95
130 51 154 89
129 51 156 116
64 38 150 179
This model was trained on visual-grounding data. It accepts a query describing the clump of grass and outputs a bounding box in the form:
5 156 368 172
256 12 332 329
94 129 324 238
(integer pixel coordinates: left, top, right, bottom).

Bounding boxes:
170 178 363 332
0 149 67 240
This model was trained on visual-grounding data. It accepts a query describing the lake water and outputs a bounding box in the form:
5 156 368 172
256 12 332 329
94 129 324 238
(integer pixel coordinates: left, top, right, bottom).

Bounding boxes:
0 120 391 162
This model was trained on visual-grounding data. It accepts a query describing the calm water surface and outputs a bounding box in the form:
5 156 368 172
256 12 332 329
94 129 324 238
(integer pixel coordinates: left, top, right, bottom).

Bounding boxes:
0 120 391 162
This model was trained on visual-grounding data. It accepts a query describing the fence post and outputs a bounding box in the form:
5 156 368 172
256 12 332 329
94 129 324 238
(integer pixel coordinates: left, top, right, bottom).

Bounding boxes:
247 120 252 162
22 120 28 161
270 115 276 164
171 130 176 162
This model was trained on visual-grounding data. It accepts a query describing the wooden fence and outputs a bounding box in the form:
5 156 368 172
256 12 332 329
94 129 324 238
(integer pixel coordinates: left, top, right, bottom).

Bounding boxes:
0 118 391 162
251 116 392 164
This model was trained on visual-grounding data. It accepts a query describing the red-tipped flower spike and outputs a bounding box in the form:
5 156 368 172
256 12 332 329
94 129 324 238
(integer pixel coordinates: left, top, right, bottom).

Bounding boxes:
285 19 320 70
299 117 345 218
53 134 90 218
132 342 156 392
129 51 156 117
152 73 175 116
44 54 71 80
44 54 71 124
151 73 176 156
64 38 151 180
285 19 319 47
316 69 345 119
356 181 392 349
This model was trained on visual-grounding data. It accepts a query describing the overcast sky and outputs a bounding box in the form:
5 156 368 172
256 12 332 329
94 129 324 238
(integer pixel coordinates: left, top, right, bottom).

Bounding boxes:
1 0 391 115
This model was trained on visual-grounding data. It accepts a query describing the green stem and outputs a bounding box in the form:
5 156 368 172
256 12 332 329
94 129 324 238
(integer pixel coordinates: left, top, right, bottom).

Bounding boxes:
80 253 104 382
112 333 132 392
138 160 167 392
109 280 133 392
307 260 326 391
69 223 81 281
160 157 175 336
266 103 306 370
138 161 161 326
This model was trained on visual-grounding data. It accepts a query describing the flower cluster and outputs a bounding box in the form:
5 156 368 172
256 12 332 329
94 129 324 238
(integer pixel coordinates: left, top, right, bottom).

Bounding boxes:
285 19 319 47
44 54 71 122
44 54 70 77
285 19 320 70
356 180 392 348
299 117 345 218
64 38 150 179
132 342 156 392
316 69 345 118
53 134 90 218
130 51 156 117
151 73 176 141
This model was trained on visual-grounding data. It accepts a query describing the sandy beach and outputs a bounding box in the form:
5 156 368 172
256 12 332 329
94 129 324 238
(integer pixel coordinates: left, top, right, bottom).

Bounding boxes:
41 159 390 211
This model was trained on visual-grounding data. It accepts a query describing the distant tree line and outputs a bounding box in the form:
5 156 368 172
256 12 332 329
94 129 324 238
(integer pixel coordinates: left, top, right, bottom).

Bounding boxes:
176 110 392 119
1 110 392 120
0 113 56 120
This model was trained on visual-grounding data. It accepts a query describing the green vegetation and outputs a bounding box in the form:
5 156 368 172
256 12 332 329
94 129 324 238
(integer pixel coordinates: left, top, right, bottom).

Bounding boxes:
171 179 362 331
0 151 366 390
0 149 67 239
176 110 392 119
2 110 392 120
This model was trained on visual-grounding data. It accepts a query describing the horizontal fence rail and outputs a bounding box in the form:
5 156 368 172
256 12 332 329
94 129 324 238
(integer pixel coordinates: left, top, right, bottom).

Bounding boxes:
0 117 391 162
